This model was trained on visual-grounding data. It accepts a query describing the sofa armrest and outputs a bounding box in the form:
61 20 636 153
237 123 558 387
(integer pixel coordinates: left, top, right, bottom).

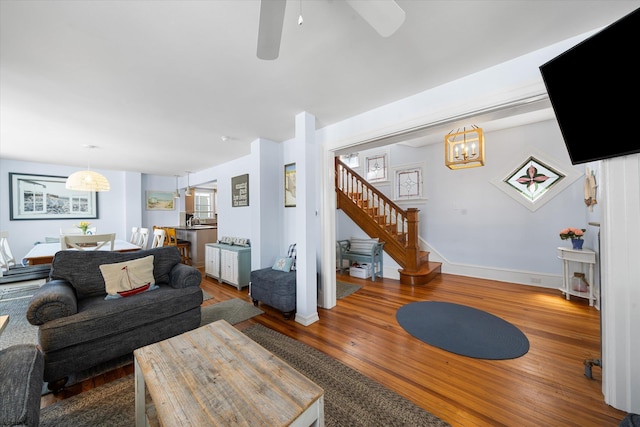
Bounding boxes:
168 263 202 289
26 279 78 325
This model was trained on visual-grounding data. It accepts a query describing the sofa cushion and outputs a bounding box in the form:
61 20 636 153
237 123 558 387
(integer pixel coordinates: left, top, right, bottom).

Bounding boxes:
272 256 293 272
100 255 157 299
50 246 181 299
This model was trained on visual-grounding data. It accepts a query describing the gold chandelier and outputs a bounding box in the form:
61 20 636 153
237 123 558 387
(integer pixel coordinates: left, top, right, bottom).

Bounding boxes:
65 145 111 191
444 125 485 170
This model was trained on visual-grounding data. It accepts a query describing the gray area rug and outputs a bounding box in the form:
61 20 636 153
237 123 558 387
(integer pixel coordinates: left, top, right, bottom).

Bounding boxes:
199 298 263 327
336 281 361 299
396 301 530 360
40 324 449 427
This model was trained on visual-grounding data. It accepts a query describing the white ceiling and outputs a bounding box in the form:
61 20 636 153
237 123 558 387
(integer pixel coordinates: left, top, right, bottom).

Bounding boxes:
1 1 638 176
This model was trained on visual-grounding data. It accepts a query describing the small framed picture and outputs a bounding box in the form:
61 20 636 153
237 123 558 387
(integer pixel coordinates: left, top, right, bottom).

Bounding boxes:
146 191 176 210
285 163 296 207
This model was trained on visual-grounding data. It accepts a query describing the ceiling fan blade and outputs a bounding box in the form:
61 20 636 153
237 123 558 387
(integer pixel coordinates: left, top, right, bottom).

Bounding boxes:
257 0 287 60
345 0 406 38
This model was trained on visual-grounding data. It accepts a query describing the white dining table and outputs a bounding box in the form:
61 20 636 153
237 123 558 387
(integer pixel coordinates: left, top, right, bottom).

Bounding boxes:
23 239 142 265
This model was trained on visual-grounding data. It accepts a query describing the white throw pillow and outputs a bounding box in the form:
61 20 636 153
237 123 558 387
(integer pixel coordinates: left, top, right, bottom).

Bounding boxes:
349 237 379 255
100 255 158 300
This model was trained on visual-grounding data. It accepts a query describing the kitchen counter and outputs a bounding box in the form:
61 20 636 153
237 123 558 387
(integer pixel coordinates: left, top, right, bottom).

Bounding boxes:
174 225 217 230
163 226 217 268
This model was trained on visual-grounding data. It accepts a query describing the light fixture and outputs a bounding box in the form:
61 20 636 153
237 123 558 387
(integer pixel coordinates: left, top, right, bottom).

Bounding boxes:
444 125 485 170
185 171 192 197
173 175 181 199
298 0 303 25
65 145 111 191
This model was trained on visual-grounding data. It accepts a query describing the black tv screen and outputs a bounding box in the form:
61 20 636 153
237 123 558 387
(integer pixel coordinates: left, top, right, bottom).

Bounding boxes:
539 8 640 165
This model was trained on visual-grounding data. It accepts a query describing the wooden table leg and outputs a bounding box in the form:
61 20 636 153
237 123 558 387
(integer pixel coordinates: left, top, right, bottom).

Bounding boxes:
134 357 148 427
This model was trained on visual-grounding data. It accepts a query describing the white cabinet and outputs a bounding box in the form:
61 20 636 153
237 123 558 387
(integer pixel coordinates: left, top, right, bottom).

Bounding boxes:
205 244 220 280
205 243 251 290
557 247 597 306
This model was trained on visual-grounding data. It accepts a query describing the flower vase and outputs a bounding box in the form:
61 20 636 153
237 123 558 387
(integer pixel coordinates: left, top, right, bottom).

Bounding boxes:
571 239 584 250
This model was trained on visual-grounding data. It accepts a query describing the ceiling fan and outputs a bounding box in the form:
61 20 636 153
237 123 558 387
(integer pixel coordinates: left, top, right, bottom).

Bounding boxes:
257 0 406 60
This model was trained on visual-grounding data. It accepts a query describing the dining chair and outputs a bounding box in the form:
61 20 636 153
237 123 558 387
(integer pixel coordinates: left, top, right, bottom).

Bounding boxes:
61 233 116 251
150 228 165 248
0 231 22 271
129 227 140 245
138 228 150 249
164 228 192 265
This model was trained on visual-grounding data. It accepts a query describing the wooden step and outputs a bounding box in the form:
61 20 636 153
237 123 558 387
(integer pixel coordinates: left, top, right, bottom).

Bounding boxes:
398 261 442 286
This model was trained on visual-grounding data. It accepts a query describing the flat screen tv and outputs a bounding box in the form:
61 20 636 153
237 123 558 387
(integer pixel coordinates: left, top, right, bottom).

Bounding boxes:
539 8 640 165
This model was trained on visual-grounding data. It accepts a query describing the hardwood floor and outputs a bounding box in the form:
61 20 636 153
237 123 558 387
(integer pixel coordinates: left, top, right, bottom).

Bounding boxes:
42 271 628 427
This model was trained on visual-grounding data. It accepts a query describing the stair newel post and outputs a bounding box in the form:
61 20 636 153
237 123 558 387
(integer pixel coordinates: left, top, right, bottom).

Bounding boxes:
335 158 342 209
405 208 420 272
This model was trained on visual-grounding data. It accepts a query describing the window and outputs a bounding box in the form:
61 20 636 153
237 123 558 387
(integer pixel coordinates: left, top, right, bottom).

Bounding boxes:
194 190 216 219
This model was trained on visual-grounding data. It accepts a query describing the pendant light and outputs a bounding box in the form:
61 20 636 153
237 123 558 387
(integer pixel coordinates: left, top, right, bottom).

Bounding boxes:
185 171 192 197
444 125 485 170
173 175 181 199
65 145 111 192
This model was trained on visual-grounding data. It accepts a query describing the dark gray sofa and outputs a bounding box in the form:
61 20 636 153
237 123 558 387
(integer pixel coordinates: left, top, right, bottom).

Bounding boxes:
0 344 44 427
26 246 202 390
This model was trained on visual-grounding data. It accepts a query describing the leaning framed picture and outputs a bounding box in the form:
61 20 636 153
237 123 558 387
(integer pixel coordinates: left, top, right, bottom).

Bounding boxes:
145 191 176 211
285 163 296 207
9 172 99 220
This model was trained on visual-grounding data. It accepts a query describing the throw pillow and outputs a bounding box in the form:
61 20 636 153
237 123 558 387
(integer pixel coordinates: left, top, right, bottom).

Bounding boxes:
287 243 297 270
100 255 158 300
272 256 294 272
349 237 379 255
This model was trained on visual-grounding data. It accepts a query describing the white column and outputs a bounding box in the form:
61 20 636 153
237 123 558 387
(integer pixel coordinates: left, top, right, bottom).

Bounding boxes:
601 154 640 413
294 112 320 325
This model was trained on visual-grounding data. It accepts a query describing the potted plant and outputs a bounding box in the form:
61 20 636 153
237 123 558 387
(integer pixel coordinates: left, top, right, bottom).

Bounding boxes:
75 221 92 235
559 227 586 250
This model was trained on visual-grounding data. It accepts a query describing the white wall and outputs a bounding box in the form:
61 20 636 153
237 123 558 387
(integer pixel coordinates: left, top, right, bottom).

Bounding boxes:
337 119 593 288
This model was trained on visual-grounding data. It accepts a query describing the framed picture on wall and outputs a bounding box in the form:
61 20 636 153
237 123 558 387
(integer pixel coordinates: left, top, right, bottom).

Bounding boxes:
232 174 249 207
285 163 296 207
145 191 176 210
9 172 99 220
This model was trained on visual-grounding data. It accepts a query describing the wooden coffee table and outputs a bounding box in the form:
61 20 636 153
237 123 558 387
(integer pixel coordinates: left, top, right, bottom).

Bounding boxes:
134 319 324 426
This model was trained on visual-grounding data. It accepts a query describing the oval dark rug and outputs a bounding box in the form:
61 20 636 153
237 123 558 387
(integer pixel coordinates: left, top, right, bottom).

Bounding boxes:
396 301 529 360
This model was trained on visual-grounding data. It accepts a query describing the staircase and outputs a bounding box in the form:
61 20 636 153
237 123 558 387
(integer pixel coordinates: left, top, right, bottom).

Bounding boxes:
335 158 441 285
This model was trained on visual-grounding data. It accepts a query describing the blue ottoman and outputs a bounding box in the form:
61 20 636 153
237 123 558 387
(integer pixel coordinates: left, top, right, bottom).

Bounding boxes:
250 267 296 319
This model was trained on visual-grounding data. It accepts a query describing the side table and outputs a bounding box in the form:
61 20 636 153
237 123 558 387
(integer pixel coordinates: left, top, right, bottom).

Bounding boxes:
557 247 597 306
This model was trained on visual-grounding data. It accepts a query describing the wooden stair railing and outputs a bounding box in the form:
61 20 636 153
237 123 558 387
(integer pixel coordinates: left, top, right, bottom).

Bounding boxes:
335 158 437 280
